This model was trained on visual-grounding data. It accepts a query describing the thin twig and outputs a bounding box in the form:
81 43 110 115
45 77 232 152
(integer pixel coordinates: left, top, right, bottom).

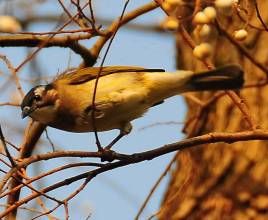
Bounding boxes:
0 54 24 97
0 204 60 219
31 204 61 220
15 1 91 72
2 129 268 218
215 20 268 76
179 23 257 129
45 129 56 152
0 162 102 199
5 121 46 220
0 102 20 107
58 0 80 28
226 91 258 129
253 0 268 31
0 125 16 167
135 156 176 219
89 1 159 61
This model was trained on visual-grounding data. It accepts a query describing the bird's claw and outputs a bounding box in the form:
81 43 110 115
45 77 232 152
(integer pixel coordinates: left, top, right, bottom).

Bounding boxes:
99 148 117 162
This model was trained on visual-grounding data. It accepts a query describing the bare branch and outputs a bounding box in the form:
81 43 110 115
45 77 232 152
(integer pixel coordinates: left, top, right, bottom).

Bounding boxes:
89 1 159 65
1 129 268 218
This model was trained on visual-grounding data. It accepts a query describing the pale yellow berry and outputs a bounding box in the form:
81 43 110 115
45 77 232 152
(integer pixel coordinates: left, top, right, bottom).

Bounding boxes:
166 0 183 6
203 7 217 21
215 0 235 16
215 0 234 8
193 43 213 60
0 16 22 33
193 25 202 39
193 25 211 41
162 17 179 31
162 2 172 13
193 12 209 24
199 24 212 40
234 29 248 41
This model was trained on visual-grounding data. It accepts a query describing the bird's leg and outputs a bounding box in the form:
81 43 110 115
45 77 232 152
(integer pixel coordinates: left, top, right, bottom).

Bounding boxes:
104 132 125 150
100 123 132 162
105 122 132 150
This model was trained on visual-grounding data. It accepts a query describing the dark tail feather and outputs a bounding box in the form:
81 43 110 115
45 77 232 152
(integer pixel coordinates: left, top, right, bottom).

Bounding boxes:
187 64 244 91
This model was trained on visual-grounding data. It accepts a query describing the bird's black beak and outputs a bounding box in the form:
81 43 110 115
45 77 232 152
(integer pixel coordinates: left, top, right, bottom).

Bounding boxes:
21 106 34 119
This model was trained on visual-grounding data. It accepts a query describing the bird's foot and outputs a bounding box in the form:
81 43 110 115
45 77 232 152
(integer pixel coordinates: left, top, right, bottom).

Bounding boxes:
99 148 129 162
105 123 132 150
99 148 117 162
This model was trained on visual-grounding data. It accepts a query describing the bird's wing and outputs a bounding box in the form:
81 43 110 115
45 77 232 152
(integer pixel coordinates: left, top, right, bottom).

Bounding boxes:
55 66 165 85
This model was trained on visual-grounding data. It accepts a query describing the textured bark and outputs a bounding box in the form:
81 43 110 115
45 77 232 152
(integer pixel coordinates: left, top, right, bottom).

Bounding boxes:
160 1 268 219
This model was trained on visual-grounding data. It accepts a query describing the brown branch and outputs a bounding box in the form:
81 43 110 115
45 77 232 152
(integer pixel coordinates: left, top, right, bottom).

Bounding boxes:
236 7 266 31
0 157 12 169
0 102 20 107
34 196 56 220
3 130 268 180
4 3 98 213
0 204 60 219
179 24 257 130
0 162 102 199
253 0 268 31
0 54 24 98
135 156 176 220
15 172 63 204
64 201 69 220
88 0 97 30
31 203 61 220
5 121 46 220
4 6 103 216
89 1 159 65
68 41 97 67
22 15 165 34
0 150 115 196
15 1 91 72
16 28 99 35
215 20 268 76
0 33 96 47
58 0 80 28
0 33 99 68
1 1 159 69
1 129 268 218
0 125 16 167
70 0 95 29
226 91 258 129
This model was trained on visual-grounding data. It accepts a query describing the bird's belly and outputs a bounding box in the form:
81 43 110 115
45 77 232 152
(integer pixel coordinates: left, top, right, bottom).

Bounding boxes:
54 77 154 133
71 103 149 133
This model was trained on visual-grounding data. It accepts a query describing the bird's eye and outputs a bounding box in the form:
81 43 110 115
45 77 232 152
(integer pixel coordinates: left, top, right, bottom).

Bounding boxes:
34 95 41 101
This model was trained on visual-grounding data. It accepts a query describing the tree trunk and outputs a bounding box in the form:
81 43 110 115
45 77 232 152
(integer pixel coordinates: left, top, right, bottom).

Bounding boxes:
160 1 268 219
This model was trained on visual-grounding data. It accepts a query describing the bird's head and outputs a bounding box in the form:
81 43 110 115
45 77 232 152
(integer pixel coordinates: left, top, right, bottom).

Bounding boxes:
21 85 59 124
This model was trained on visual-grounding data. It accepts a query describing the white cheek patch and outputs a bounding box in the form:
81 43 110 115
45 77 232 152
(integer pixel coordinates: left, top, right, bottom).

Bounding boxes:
30 105 57 125
34 86 46 97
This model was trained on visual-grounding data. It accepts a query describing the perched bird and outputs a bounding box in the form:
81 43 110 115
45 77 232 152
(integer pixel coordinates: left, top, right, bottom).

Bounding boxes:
21 65 243 147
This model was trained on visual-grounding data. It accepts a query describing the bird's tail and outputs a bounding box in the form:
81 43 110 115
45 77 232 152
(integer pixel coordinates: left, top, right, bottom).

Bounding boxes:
185 64 244 92
145 64 244 106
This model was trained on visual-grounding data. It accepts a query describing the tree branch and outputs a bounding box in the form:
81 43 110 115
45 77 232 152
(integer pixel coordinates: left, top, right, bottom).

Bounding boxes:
5 121 46 220
88 1 159 66
1 129 268 218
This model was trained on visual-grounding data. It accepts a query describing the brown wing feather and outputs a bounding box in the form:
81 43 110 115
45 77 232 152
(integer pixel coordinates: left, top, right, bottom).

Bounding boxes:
55 66 165 85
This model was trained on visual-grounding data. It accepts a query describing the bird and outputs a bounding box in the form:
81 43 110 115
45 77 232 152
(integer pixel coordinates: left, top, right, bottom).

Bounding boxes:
21 65 244 148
